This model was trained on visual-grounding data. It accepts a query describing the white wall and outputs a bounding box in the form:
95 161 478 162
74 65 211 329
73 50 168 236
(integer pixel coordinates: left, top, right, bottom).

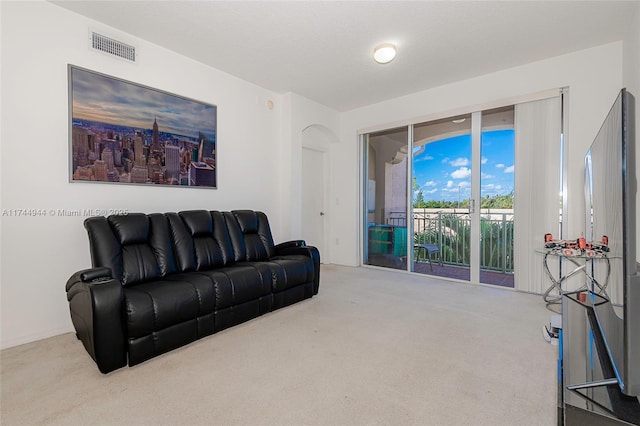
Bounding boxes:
0 1 285 348
334 42 625 267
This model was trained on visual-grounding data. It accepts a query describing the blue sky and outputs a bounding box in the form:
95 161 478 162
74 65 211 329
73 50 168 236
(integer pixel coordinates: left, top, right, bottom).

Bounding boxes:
72 67 216 140
413 130 514 202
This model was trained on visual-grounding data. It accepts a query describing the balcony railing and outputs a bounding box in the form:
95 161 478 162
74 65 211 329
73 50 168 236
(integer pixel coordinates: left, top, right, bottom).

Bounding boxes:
387 209 514 274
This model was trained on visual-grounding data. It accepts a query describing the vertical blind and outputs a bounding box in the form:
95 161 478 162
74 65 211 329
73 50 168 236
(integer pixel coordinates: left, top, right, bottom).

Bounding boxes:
513 96 562 294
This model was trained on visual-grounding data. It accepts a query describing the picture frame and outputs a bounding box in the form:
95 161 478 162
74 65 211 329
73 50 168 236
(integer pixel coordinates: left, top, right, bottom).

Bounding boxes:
68 65 217 188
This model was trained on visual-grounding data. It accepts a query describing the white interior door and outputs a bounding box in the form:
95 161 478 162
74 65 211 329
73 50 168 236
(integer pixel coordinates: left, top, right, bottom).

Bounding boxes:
302 147 326 260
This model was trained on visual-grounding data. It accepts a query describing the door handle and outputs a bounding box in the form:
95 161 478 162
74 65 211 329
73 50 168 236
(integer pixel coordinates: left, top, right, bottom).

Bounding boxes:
320 212 325 216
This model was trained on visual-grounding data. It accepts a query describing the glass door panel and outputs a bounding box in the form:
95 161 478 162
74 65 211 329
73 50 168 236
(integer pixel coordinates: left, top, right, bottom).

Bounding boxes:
412 114 472 280
364 127 409 270
479 107 515 287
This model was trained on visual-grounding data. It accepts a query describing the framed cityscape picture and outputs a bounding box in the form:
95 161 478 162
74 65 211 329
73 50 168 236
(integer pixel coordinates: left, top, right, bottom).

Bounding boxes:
68 65 217 188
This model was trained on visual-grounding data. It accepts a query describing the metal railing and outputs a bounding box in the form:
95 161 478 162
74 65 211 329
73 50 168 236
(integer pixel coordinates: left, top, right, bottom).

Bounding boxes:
387 209 514 273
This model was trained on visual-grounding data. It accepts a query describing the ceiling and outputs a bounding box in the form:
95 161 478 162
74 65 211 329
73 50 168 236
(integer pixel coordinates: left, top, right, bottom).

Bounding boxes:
51 1 636 112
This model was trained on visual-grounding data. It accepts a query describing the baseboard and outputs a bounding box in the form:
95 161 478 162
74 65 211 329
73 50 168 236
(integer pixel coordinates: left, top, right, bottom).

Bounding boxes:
1 325 74 351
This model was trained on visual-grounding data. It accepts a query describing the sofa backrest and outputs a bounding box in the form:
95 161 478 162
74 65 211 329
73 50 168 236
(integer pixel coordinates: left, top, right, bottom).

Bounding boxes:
225 210 276 262
167 210 235 271
85 213 177 286
84 210 277 282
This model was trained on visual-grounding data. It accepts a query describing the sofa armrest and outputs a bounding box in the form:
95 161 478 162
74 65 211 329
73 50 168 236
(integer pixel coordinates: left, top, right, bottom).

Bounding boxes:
274 240 306 251
65 268 127 374
274 244 321 295
66 267 112 292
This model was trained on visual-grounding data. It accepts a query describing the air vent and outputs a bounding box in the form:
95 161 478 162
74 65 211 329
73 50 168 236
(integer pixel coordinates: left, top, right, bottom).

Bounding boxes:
91 32 136 62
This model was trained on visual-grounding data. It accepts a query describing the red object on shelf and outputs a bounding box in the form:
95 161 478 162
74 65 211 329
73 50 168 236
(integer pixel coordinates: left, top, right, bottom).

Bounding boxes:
579 237 587 249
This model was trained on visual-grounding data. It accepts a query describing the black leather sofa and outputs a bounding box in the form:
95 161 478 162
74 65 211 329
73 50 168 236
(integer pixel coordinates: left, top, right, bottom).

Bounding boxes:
65 210 320 373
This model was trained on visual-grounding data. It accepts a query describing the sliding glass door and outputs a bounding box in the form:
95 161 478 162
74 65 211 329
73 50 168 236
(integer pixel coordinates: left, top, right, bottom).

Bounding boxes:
362 110 515 285
362 94 561 291
363 127 409 270
479 107 515 285
412 114 473 281
410 110 516 285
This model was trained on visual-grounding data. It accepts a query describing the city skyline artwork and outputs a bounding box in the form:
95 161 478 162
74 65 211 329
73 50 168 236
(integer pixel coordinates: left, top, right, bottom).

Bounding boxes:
68 65 217 188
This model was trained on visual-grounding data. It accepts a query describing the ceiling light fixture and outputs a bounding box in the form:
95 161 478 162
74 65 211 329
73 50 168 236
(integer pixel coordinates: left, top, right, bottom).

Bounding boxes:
373 43 396 64
452 118 466 124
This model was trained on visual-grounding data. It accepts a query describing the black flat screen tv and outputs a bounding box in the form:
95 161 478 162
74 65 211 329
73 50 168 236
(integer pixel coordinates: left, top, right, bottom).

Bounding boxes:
584 88 639 398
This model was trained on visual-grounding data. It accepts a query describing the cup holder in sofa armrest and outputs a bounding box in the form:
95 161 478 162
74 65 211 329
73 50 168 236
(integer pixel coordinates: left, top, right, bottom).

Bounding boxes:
274 240 306 251
78 266 113 282
65 267 113 295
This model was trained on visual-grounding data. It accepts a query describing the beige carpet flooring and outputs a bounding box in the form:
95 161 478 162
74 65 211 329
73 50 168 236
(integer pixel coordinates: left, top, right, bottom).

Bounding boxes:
1 264 557 425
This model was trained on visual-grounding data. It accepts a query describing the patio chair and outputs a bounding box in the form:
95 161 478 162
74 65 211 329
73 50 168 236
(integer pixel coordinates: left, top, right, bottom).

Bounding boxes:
414 243 443 271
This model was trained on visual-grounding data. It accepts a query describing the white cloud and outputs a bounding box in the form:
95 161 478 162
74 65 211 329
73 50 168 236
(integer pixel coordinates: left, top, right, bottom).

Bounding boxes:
446 180 454 188
495 163 505 169
426 188 438 194
451 167 471 179
481 157 488 164
504 165 514 173
424 180 437 187
449 157 469 167
481 172 495 179
441 157 450 164
458 181 470 188
483 184 496 190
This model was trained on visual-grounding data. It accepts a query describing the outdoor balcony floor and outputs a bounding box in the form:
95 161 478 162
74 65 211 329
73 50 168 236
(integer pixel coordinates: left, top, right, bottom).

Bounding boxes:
413 262 515 288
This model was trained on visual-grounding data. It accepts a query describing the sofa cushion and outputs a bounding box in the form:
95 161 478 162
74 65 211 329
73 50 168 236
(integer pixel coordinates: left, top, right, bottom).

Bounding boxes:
110 213 149 244
120 243 162 286
266 255 315 292
83 213 178 286
168 211 235 272
124 272 215 339
196 265 272 309
225 211 276 262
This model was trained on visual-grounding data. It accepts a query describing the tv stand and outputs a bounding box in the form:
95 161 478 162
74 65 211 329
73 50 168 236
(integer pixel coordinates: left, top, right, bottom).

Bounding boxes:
559 291 640 425
539 248 613 305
